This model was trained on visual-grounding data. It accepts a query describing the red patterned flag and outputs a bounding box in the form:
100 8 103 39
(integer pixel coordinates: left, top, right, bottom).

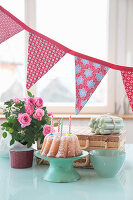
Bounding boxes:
0 9 23 44
26 33 66 89
75 56 110 114
121 71 133 111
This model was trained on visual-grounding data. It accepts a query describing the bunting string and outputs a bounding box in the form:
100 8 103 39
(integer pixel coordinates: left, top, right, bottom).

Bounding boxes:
0 5 133 114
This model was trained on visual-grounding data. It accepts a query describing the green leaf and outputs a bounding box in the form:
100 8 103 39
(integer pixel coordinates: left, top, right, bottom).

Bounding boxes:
1 127 5 130
10 139 15 146
42 107 46 111
8 117 16 124
2 132 7 138
47 120 51 125
27 142 32 148
27 91 34 97
14 131 21 141
5 127 10 131
54 122 58 127
1 122 9 127
14 102 23 107
4 100 13 105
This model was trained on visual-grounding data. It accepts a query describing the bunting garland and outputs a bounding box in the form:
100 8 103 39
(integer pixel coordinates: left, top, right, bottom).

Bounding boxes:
0 5 133 114
27 33 66 89
75 56 109 114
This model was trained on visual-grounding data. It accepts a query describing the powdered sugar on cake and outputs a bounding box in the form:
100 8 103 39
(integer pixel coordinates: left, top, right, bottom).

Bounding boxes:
40 133 82 158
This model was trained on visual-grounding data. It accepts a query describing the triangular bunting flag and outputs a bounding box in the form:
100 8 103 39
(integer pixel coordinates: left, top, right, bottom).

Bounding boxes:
121 71 133 111
26 33 66 89
75 56 110 114
0 9 23 44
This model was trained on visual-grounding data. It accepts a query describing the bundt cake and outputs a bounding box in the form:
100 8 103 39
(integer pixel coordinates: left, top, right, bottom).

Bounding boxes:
40 133 82 158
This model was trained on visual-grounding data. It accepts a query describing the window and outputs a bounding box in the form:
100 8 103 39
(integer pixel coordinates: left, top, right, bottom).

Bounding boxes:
1 1 130 115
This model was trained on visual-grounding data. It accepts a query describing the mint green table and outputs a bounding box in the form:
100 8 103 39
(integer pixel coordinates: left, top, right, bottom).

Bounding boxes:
0 144 133 200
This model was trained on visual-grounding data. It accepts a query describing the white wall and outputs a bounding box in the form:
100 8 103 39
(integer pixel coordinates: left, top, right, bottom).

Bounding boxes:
123 120 133 143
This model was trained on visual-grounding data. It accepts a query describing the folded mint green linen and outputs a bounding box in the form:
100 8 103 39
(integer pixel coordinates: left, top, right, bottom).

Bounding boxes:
89 115 124 135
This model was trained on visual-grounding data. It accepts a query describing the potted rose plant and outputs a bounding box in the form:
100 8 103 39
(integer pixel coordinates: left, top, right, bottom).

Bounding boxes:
1 91 57 168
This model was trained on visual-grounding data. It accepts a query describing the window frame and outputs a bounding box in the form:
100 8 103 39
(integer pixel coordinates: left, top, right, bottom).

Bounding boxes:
0 0 129 115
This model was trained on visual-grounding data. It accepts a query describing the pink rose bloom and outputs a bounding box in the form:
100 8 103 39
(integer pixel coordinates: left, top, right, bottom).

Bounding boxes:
18 113 31 128
21 130 24 134
43 125 55 136
47 112 53 116
25 104 34 116
13 97 20 104
25 97 36 106
35 97 43 108
33 108 44 121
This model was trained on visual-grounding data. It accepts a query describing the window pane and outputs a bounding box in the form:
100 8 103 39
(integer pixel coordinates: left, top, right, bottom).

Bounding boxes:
0 1 25 103
36 0 109 106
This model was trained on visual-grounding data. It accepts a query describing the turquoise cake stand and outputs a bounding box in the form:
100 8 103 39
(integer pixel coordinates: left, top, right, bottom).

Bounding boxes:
34 150 88 183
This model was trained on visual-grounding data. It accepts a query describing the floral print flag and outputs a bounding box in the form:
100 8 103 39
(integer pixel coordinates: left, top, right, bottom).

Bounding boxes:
0 9 23 44
75 56 110 114
121 71 133 111
26 33 66 89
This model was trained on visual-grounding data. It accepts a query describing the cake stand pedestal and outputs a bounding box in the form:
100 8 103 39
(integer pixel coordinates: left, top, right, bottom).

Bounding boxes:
34 150 88 183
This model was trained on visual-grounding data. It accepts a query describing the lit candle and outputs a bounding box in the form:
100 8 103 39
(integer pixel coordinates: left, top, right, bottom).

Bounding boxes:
51 114 53 133
60 118 63 136
69 115 71 134
58 119 61 133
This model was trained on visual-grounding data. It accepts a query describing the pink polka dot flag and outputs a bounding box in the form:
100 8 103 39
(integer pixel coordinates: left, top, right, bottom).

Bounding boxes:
0 9 23 44
121 71 133 111
75 56 110 114
26 33 66 89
